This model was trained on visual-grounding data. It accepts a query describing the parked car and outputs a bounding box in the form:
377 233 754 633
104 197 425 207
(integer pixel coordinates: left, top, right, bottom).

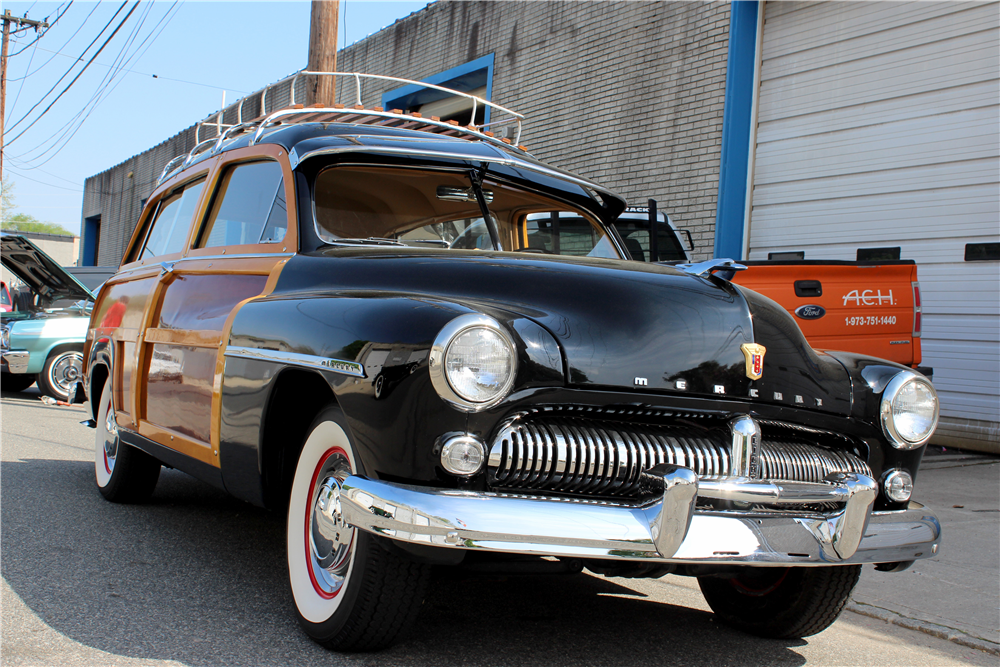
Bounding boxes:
1 234 95 399
80 73 941 652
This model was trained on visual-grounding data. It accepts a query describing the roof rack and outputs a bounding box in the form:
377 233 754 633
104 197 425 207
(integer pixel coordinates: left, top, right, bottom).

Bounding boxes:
158 72 528 187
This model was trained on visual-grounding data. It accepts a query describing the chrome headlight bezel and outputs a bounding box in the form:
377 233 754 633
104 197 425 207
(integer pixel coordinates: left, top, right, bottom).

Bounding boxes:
1 325 9 350
428 313 517 413
880 370 939 449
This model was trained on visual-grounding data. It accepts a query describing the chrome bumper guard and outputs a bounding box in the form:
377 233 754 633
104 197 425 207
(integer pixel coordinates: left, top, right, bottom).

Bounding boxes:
1 351 29 374
340 467 941 565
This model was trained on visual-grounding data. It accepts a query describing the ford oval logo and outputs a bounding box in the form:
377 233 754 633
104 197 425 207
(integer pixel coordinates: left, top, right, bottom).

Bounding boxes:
795 305 826 320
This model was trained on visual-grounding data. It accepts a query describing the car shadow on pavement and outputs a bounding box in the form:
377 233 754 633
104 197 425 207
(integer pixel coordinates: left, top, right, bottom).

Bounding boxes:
2 458 809 666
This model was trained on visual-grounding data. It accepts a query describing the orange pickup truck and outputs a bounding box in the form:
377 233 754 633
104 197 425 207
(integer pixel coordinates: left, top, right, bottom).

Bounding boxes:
612 208 928 375
731 260 926 373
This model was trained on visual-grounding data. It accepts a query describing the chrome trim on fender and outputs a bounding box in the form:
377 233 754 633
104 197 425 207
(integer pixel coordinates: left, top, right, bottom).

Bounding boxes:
338 469 910 565
224 346 366 378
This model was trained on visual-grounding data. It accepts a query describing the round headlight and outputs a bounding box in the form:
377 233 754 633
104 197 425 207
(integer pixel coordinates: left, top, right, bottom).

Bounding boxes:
429 314 517 412
880 371 939 449
1 326 9 349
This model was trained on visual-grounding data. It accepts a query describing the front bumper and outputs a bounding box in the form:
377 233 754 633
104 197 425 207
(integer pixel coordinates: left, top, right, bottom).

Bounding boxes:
339 467 941 566
1 350 29 374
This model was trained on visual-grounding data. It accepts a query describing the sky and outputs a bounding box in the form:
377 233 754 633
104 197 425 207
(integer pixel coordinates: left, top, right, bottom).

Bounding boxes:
2 0 430 235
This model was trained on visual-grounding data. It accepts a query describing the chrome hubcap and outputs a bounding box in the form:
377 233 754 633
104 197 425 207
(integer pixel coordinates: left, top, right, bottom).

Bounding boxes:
308 456 354 595
51 353 82 395
103 398 118 470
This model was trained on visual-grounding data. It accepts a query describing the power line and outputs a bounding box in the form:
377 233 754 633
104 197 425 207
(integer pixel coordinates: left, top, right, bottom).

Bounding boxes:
4 0 129 135
13 2 181 168
5 163 82 192
4 3 99 84
7 1 72 58
14 42 249 94
15 1 155 161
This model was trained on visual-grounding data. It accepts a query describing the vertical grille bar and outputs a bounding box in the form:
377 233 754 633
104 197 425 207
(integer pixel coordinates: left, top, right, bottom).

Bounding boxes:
488 416 872 498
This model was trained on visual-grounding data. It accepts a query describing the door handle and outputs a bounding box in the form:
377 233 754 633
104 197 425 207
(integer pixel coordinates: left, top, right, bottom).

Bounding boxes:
158 262 175 280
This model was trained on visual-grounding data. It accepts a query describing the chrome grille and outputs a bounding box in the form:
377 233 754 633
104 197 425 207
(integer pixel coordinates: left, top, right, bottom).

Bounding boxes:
487 416 871 498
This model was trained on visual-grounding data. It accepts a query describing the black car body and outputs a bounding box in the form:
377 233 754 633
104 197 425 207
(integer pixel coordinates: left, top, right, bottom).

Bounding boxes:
81 73 941 651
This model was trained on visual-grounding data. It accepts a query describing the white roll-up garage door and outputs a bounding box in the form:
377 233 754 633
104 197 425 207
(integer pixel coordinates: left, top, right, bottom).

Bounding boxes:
747 2 999 451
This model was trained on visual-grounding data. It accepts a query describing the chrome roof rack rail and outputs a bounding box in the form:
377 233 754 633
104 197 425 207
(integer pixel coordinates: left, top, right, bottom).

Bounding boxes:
157 71 529 187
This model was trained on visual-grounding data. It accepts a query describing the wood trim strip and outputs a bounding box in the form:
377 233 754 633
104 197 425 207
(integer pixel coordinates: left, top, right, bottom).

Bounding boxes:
144 328 222 348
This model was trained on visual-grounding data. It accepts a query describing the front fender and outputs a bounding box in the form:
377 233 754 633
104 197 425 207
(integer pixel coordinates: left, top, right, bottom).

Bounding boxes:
7 317 88 374
825 350 931 508
220 292 566 503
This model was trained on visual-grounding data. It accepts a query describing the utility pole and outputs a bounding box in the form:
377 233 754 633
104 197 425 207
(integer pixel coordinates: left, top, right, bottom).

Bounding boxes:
306 0 339 107
1 10 49 183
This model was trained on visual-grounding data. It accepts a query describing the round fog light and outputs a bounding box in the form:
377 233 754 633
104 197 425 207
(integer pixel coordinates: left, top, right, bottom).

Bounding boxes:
883 470 913 503
440 436 486 476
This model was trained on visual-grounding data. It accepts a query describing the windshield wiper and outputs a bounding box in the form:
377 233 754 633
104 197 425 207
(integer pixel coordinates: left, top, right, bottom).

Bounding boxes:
330 237 407 246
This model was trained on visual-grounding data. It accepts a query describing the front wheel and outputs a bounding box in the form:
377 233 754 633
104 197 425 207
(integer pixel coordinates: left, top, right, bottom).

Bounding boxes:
287 404 430 651
38 348 83 401
698 565 862 638
94 381 161 503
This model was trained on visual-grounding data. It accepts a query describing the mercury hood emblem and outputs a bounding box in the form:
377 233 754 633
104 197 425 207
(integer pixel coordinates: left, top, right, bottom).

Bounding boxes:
741 343 766 380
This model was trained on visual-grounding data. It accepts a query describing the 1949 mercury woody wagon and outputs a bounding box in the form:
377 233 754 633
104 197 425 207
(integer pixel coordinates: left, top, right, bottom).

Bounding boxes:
79 73 942 651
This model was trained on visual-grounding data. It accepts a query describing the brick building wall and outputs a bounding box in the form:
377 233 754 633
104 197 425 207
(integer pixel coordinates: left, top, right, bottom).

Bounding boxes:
82 1 731 265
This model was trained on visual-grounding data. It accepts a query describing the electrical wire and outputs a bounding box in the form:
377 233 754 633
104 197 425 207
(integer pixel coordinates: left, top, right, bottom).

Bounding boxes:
7 1 72 58
5 1 130 135
5 164 82 193
13 2 181 168
5 154 81 187
4 3 100 83
14 43 250 93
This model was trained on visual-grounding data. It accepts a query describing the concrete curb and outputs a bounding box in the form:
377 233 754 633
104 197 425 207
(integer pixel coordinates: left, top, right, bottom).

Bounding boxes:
847 601 1000 656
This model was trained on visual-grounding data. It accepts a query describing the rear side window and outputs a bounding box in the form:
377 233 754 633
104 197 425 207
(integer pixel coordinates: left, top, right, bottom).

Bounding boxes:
141 179 206 260
199 161 286 248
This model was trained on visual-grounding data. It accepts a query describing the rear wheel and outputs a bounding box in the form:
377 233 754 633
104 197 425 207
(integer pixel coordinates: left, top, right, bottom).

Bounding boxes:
94 381 161 503
1 373 36 393
38 348 83 401
698 565 862 638
287 404 430 651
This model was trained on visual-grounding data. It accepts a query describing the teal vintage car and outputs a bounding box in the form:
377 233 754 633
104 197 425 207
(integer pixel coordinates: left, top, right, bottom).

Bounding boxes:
1 234 95 400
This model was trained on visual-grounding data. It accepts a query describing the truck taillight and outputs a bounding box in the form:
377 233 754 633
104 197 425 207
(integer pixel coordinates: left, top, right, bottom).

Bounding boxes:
912 282 922 338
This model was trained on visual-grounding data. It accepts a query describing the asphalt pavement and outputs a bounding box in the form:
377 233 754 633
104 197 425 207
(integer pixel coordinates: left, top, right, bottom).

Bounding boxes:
2 385 997 666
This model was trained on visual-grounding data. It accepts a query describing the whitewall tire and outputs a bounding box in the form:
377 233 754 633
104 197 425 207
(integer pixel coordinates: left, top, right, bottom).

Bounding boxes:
287 404 431 651
94 380 160 503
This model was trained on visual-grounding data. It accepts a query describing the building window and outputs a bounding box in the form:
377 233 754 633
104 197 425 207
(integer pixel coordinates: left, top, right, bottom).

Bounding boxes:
768 251 804 261
965 242 1000 261
382 54 495 128
857 247 901 261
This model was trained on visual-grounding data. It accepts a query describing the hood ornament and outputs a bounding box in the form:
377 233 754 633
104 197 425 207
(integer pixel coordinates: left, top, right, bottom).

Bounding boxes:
741 343 766 380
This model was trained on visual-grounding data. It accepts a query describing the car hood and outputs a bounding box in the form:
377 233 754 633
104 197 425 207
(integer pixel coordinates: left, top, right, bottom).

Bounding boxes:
1 235 94 305
283 249 853 416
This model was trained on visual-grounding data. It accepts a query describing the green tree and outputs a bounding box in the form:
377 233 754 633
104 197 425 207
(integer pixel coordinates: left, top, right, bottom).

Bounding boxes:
2 213 73 236
0 178 73 235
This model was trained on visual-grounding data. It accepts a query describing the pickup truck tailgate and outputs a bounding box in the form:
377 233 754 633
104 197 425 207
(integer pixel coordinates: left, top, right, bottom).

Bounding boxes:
732 261 921 367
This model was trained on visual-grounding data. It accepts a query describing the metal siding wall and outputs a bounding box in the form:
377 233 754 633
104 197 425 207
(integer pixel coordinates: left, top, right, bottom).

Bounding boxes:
748 1 1000 446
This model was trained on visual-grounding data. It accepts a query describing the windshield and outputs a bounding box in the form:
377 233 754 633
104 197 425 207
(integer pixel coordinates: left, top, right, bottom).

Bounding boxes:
312 165 622 259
